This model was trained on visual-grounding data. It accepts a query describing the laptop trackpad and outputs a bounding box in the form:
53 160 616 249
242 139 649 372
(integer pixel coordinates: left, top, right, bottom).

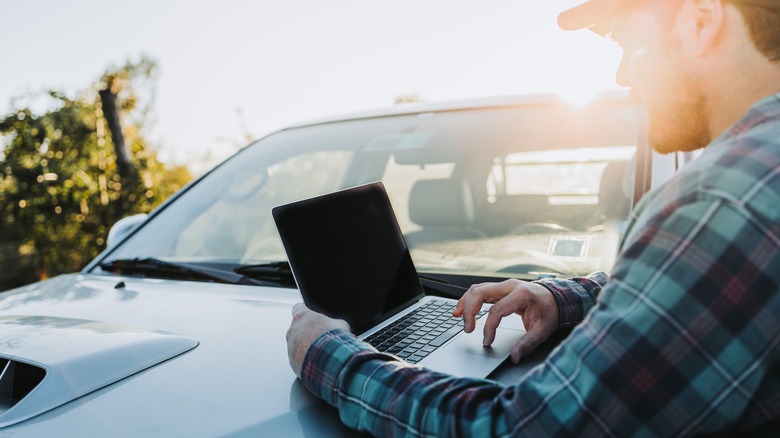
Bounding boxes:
420 327 523 378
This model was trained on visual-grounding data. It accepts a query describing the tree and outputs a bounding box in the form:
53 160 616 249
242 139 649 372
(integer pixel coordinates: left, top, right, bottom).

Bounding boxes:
0 58 192 289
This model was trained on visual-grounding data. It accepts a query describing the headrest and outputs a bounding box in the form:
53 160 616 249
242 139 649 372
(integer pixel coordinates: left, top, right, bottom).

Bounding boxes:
408 179 476 227
599 160 631 218
599 161 630 201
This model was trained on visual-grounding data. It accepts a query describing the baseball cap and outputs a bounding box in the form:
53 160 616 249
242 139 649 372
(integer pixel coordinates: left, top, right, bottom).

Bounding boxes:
558 0 618 35
558 0 778 35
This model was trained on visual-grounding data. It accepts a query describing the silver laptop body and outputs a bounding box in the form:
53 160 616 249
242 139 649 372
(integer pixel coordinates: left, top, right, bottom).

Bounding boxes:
272 182 525 378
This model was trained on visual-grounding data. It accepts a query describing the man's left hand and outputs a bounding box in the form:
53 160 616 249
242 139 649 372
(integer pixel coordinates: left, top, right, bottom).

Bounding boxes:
286 302 350 378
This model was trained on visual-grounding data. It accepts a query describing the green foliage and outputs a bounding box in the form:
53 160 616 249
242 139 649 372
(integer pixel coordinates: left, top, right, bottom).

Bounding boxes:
0 58 192 289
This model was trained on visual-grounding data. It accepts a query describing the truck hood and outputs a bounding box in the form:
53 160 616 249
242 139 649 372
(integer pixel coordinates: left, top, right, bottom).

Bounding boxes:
0 274 361 436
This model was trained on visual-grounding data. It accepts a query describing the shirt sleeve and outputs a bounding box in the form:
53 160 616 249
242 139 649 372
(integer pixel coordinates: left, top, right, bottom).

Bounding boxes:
534 272 609 328
300 198 780 436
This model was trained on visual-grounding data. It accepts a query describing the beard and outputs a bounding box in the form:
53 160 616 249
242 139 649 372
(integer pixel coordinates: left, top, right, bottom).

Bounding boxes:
641 34 713 154
646 93 711 154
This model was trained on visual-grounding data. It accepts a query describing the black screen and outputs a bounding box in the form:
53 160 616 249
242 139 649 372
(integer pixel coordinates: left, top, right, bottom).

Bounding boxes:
272 182 425 333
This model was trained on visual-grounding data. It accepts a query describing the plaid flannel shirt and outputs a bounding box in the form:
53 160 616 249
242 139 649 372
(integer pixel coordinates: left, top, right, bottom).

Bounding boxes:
299 94 780 437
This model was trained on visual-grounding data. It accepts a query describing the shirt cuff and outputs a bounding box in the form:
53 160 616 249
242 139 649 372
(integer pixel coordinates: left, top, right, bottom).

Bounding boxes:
534 273 606 328
299 329 371 405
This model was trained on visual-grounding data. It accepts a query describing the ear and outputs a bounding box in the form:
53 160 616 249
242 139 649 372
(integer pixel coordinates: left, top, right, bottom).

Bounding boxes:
680 0 725 56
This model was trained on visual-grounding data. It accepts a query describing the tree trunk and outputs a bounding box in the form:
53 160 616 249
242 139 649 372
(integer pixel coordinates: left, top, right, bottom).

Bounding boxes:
99 88 131 178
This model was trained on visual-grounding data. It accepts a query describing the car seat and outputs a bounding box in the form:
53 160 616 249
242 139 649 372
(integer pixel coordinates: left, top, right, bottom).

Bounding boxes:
404 178 486 246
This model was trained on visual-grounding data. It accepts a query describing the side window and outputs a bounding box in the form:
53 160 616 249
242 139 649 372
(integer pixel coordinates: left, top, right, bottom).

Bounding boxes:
484 146 636 234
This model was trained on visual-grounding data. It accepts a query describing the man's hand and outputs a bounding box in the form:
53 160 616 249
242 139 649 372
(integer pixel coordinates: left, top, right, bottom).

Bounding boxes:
452 279 559 363
287 303 350 378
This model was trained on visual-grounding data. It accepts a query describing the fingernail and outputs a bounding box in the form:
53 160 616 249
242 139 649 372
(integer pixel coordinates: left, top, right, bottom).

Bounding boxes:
483 335 487 346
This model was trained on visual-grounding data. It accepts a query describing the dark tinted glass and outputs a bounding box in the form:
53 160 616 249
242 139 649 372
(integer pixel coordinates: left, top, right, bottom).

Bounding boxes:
273 183 424 333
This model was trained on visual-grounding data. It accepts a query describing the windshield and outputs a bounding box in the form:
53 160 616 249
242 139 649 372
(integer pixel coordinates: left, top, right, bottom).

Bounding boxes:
95 98 642 281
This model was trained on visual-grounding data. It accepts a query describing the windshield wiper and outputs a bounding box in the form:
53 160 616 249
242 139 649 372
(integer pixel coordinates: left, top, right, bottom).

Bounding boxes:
99 257 262 285
233 261 296 288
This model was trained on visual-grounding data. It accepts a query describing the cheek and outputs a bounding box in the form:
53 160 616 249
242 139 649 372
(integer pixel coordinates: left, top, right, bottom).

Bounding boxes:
627 42 688 105
627 48 665 92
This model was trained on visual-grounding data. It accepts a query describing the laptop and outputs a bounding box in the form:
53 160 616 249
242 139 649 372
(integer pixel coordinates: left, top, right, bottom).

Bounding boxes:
272 181 525 379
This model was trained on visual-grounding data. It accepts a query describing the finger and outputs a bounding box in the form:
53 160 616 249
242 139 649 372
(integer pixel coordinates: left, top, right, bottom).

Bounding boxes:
287 303 306 341
291 302 308 317
452 295 466 317
462 292 482 333
456 285 481 331
482 297 520 346
461 283 509 333
454 282 489 318
509 327 548 363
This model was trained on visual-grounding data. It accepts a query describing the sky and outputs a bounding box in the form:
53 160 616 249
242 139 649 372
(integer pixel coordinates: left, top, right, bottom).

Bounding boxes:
0 0 624 173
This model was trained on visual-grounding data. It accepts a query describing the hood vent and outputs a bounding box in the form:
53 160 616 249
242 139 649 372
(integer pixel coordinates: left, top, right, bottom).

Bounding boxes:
0 315 198 428
0 359 46 412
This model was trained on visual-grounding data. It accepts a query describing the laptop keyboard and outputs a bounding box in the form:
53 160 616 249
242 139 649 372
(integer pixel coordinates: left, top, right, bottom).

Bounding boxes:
364 299 487 364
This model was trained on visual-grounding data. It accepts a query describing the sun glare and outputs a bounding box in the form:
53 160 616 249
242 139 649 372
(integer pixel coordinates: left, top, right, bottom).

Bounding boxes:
538 27 624 108
557 87 604 107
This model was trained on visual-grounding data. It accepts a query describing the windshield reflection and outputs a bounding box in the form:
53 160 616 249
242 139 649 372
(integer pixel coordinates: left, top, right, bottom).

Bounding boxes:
94 97 642 280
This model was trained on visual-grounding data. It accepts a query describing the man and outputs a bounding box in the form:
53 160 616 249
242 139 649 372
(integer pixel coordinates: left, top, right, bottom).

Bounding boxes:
287 0 780 435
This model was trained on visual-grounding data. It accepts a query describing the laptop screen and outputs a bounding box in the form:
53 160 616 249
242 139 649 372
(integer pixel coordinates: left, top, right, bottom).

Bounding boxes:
272 182 425 333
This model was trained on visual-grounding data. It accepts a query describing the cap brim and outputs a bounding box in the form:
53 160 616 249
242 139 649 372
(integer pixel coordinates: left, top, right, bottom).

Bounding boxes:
558 0 613 35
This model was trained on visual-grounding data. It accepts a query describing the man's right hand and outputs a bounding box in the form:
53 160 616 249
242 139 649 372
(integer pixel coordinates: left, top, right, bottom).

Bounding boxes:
453 279 560 363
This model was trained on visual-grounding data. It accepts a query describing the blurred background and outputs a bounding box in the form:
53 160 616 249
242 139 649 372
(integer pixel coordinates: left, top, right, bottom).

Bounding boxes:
0 0 622 289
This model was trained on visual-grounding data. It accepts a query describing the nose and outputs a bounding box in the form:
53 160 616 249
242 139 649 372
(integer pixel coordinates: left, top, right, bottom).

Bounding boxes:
615 53 630 87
